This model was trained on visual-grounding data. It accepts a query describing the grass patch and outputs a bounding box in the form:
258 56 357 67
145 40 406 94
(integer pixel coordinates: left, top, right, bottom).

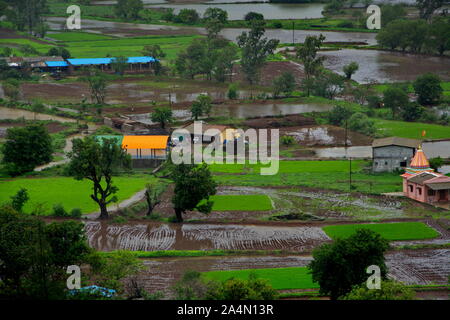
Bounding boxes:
323 222 439 241
200 194 273 211
203 267 318 290
0 175 153 214
373 119 450 140
48 31 116 42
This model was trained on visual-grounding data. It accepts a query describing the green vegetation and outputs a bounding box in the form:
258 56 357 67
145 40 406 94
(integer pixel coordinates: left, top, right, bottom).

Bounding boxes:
323 222 439 241
49 32 116 42
0 175 152 214
200 194 273 211
203 267 318 290
373 119 450 140
211 160 402 194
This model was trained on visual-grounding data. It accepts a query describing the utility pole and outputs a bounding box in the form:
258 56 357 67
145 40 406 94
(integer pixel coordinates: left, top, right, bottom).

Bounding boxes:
292 20 295 45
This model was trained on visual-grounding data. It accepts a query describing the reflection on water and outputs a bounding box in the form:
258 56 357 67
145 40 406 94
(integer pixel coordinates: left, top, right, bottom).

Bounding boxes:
320 49 450 83
147 3 325 20
213 103 332 118
84 221 330 251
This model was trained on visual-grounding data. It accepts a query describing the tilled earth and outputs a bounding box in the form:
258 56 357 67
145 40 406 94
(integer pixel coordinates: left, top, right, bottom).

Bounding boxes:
131 249 450 298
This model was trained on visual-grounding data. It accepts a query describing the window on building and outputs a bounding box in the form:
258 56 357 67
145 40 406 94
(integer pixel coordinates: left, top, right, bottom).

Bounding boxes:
417 187 422 195
428 189 436 196
385 161 388 165
409 185 413 192
375 162 378 165
400 161 407 167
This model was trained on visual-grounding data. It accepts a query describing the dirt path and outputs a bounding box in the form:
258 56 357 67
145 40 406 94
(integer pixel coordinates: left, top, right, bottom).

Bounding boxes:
132 249 450 297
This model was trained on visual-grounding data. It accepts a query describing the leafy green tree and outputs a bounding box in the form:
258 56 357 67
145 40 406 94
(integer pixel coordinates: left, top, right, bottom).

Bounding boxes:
272 72 296 98
203 7 228 39
429 156 444 172
227 83 238 99
416 0 445 20
0 206 91 299
383 86 409 118
340 280 415 300
244 12 264 22
151 106 173 129
31 101 45 119
380 4 407 27
400 102 425 121
328 105 354 126
237 20 279 84
413 73 443 105
1 124 53 176
142 44 166 75
47 47 71 59
5 0 48 35
176 8 200 24
213 44 238 82
175 39 207 79
348 112 376 136
190 94 212 120
111 56 128 76
82 69 108 104
427 17 450 55
114 0 143 20
296 34 325 96
308 229 390 300
171 163 217 222
67 137 131 219
10 188 29 213
92 250 143 293
343 62 359 80
310 72 345 100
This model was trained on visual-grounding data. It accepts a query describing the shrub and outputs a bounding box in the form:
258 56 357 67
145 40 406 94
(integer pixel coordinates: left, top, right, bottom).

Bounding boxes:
328 105 354 126
70 208 82 218
280 135 295 146
227 83 238 100
348 112 376 136
413 73 442 105
52 203 68 217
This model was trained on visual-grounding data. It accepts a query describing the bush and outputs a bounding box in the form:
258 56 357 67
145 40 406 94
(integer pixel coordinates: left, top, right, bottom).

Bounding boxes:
270 21 283 29
52 203 68 217
340 280 415 300
272 72 296 98
348 112 376 136
367 95 382 109
328 105 354 126
70 208 82 218
227 83 238 100
413 73 442 105
280 135 295 146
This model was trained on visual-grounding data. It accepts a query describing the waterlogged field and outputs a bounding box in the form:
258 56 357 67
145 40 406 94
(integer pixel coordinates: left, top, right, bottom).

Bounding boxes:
0 175 152 214
323 222 440 241
203 267 318 290
211 160 402 194
200 194 273 211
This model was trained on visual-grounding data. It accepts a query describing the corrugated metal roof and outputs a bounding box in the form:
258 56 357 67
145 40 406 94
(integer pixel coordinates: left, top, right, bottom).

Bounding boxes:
407 172 439 184
372 137 421 149
45 61 69 67
122 135 169 149
67 56 156 66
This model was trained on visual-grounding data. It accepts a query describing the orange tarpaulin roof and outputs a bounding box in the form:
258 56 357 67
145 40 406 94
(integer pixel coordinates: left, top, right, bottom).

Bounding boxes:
121 135 169 149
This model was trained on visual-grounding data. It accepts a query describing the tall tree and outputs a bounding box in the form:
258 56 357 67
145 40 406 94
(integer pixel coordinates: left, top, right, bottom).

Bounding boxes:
237 19 279 85
203 7 228 39
111 56 128 76
413 73 443 105
190 94 212 120
151 106 173 129
5 0 48 35
416 0 445 20
67 137 131 219
142 44 166 75
1 124 53 176
296 34 326 96
308 229 389 300
383 86 410 118
114 0 143 20
171 163 217 222
82 69 108 104
427 17 450 55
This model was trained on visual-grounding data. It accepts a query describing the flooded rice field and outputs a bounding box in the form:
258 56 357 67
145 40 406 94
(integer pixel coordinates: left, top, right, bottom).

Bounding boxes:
146 3 325 20
134 249 450 296
84 221 331 251
45 17 377 45
320 49 450 83
283 125 372 147
0 106 77 122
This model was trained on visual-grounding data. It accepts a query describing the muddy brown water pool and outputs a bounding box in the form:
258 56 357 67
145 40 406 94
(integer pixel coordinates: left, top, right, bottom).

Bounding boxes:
320 49 450 83
134 249 450 296
85 221 331 251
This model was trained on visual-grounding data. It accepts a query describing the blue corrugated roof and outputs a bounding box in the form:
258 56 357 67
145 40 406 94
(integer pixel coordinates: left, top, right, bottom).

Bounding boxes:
67 56 157 66
45 61 69 67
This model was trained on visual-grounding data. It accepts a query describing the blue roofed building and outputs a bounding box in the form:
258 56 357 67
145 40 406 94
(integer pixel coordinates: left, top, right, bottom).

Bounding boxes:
66 56 158 73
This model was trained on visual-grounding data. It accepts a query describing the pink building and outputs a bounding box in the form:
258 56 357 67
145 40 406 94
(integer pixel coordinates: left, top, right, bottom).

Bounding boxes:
401 147 450 207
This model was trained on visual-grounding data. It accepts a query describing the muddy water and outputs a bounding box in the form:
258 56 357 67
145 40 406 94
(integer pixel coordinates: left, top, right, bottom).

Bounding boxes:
0 106 77 122
84 221 331 251
136 249 450 296
45 17 377 45
320 49 450 83
314 146 372 158
213 103 333 118
147 3 324 20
